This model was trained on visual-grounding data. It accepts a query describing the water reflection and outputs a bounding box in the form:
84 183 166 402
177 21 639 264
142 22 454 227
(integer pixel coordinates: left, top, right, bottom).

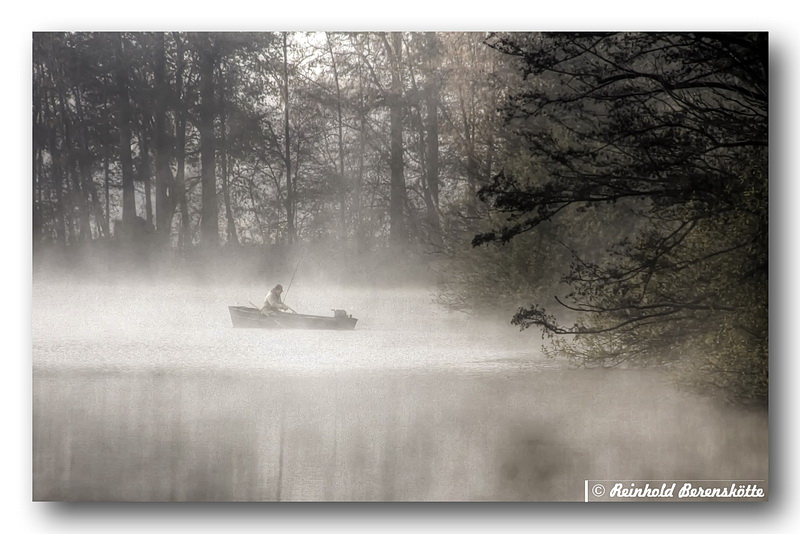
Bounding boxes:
33 368 767 501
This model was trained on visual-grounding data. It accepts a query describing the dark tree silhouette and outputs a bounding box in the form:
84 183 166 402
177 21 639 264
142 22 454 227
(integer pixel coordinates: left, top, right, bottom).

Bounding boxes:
113 33 138 229
382 32 410 248
193 34 221 248
475 32 768 404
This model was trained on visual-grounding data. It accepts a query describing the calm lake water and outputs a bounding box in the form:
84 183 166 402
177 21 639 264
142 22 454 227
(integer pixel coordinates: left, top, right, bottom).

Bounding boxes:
32 279 768 501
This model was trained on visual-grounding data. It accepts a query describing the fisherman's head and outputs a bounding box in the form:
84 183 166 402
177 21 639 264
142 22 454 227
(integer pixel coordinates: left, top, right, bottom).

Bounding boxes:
274 284 283 293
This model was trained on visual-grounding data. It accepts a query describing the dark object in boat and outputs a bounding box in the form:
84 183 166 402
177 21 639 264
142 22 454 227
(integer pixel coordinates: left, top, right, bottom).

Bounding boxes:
228 306 358 330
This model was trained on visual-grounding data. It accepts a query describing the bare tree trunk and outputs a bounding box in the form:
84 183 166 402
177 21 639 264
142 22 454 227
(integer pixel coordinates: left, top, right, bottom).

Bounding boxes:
326 33 347 241
424 32 442 248
33 134 44 244
282 33 296 245
104 145 111 236
45 89 66 244
101 83 112 238
198 36 219 248
219 62 239 246
138 125 154 227
174 33 190 250
70 44 97 241
356 62 367 252
382 32 407 248
245 172 268 244
114 33 137 228
51 59 82 244
33 57 45 245
460 88 478 218
70 96 93 242
154 32 175 245
75 83 106 238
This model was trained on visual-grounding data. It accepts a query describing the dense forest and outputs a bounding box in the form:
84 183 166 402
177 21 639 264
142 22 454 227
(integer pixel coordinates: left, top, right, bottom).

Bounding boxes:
32 31 506 281
32 32 768 405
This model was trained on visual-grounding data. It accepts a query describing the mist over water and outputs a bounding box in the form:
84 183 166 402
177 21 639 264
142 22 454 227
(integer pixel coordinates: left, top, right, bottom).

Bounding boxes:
32 278 768 501
33 279 549 374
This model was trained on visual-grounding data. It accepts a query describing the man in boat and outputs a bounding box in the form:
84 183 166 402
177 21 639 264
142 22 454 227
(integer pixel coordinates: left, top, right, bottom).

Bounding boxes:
262 284 295 314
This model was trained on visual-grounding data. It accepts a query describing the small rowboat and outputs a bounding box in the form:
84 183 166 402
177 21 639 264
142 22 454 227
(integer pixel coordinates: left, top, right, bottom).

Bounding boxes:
228 306 358 330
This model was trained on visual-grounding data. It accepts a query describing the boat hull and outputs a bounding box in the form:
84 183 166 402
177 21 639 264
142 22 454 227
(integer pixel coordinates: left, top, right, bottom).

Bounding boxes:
228 306 358 330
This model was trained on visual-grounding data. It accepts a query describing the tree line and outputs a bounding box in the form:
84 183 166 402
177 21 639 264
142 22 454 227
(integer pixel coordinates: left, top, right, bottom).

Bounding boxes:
32 31 504 258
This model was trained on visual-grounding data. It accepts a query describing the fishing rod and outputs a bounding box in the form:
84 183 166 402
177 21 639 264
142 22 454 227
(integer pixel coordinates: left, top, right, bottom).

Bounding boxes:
282 250 304 302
